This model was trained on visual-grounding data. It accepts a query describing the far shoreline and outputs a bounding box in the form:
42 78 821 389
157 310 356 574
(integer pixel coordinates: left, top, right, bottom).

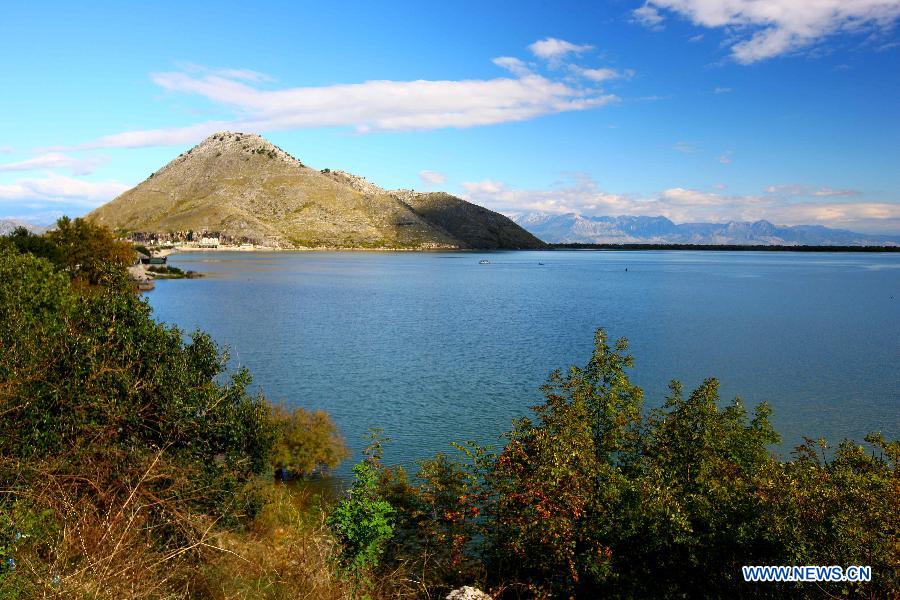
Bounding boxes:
152 243 900 255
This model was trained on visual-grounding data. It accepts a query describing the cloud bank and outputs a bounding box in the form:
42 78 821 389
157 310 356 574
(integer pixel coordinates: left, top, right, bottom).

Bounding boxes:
0 153 109 175
0 173 130 207
635 0 900 62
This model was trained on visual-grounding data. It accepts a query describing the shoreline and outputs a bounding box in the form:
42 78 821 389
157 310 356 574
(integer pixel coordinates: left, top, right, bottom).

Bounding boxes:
151 244 900 255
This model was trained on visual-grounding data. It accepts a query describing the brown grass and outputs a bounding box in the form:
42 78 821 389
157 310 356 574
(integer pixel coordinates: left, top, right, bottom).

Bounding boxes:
2 460 414 600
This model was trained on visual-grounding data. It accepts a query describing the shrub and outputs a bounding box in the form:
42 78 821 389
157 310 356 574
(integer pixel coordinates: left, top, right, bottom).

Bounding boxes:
0 247 277 526
379 329 898 598
327 433 394 579
270 406 349 477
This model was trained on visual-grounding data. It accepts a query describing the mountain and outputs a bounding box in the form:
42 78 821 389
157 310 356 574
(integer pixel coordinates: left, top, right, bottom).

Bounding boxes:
510 213 900 246
0 218 47 236
87 132 543 250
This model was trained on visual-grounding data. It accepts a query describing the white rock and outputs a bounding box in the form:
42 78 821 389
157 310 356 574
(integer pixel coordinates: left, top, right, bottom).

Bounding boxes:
446 586 492 600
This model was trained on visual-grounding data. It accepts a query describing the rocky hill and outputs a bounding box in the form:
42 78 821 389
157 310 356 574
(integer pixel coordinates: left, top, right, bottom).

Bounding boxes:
511 213 900 246
88 132 544 250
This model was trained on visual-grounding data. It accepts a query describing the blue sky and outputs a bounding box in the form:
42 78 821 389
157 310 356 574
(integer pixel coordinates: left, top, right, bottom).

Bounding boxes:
1 0 899 232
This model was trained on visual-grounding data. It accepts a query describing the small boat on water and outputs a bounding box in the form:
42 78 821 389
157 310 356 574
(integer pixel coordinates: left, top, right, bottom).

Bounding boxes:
479 259 491 264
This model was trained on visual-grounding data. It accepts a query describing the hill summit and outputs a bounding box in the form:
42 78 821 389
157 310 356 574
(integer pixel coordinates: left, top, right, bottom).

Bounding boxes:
88 132 544 250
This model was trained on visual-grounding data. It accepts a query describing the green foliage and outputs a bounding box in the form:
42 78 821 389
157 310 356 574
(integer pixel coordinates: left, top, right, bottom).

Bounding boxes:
327 432 395 577
379 328 898 598
379 448 485 592
270 406 349 475
45 216 135 289
0 500 57 596
1 226 60 264
3 217 134 291
0 247 277 524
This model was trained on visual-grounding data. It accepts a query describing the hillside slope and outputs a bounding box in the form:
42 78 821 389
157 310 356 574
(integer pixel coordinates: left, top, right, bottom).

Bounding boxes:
88 132 543 249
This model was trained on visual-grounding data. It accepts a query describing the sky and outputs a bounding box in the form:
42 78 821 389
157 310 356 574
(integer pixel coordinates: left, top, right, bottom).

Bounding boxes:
1 0 899 233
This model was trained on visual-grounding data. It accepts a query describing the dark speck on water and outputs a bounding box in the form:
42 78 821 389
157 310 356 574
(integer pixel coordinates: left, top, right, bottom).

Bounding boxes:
150 250 900 477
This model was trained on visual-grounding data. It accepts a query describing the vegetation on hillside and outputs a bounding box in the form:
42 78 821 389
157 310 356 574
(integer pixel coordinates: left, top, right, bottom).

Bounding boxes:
0 221 896 598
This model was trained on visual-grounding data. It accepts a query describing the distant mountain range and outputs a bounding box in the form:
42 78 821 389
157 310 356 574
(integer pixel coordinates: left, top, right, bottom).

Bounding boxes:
510 213 900 246
87 132 543 250
0 218 46 236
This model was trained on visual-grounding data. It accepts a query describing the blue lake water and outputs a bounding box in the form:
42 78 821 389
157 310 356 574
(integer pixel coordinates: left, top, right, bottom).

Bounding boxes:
149 250 899 473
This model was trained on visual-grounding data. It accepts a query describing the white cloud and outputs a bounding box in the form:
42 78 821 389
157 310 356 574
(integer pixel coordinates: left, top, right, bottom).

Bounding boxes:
0 146 13 154
0 153 109 175
59 56 620 150
764 184 860 197
418 170 447 186
0 173 130 206
174 61 275 83
714 87 733 94
573 67 623 83
718 151 733 164
528 38 594 62
632 5 665 29
639 0 900 63
492 56 533 77
460 174 900 232
674 141 695 153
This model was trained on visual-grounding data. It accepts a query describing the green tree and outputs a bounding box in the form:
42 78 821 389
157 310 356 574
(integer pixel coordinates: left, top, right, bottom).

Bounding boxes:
45 216 134 289
3 217 135 291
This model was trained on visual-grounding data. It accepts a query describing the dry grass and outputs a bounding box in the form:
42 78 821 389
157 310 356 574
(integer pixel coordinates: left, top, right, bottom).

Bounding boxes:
2 464 414 600
199 484 350 600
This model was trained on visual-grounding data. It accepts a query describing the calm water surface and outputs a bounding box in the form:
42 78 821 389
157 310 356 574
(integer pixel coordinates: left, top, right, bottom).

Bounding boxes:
149 251 899 473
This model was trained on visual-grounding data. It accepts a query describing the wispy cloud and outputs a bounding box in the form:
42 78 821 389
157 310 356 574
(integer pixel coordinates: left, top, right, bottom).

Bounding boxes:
418 170 447 186
674 141 695 153
0 146 13 154
634 0 900 63
528 37 593 62
632 5 665 30
492 56 532 77
460 174 900 232
718 150 733 164
570 66 633 83
713 87 733 94
0 152 109 175
0 173 130 206
57 48 621 150
174 61 275 83
764 184 860 197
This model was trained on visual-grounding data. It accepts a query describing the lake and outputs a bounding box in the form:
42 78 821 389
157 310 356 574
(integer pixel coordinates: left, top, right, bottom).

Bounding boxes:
149 250 899 473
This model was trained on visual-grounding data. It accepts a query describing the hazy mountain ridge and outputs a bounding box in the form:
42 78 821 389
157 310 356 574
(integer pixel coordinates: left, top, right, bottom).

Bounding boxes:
0 219 47 236
88 132 542 250
511 213 900 246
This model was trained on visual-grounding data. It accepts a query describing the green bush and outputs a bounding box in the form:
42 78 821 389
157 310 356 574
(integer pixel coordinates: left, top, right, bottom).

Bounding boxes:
0 246 277 524
379 329 898 598
327 433 394 578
